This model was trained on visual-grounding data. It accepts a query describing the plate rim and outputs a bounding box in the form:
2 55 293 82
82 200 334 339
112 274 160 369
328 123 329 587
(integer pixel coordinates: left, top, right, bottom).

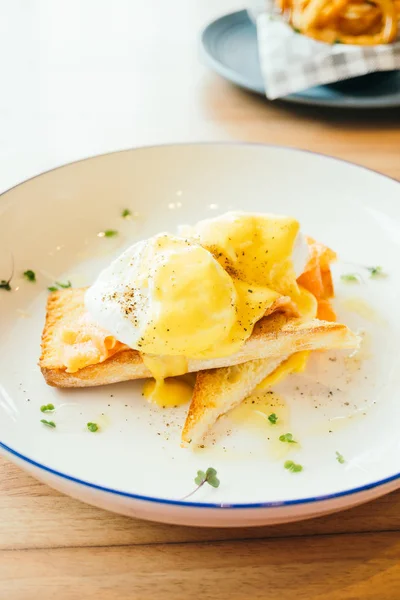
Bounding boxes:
200 9 400 109
1 141 400 510
2 439 400 509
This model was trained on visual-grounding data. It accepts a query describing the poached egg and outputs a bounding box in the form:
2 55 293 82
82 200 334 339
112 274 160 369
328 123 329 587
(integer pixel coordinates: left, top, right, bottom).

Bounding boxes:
85 212 314 389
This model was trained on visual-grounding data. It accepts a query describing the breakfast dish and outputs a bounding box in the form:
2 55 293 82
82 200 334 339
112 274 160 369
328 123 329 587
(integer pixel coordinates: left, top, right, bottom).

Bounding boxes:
40 212 359 446
277 0 400 45
1 143 399 526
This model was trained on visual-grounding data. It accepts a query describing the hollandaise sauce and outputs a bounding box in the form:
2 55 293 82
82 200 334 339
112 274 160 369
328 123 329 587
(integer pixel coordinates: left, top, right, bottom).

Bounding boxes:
84 212 307 370
341 297 383 323
141 354 194 407
257 351 310 390
228 353 308 456
73 211 321 384
230 390 289 428
142 377 194 408
229 390 298 459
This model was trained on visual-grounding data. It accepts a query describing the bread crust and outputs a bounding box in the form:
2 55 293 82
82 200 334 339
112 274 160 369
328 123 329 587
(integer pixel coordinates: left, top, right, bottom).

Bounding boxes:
40 289 359 388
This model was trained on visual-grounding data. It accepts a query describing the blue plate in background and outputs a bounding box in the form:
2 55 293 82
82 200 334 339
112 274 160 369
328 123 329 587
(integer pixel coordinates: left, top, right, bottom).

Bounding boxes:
201 10 400 109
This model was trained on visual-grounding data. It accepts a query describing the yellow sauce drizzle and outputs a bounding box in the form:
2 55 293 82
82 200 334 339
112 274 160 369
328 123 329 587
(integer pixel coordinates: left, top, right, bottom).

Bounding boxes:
143 376 194 408
257 351 310 390
230 390 289 427
229 390 298 458
341 297 384 323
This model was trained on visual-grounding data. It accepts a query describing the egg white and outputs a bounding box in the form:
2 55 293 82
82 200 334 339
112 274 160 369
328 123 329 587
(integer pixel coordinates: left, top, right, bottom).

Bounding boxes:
85 229 309 351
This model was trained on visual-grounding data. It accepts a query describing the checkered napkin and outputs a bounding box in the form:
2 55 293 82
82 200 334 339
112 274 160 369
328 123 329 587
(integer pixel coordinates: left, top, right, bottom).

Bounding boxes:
250 1 400 99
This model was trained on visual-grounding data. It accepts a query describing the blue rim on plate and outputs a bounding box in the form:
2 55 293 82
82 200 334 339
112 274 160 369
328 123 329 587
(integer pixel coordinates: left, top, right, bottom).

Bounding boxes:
1 142 400 510
201 10 400 109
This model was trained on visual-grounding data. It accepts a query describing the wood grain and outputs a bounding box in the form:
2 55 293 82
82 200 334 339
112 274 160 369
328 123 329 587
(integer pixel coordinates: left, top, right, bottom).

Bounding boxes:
1 0 400 597
2 460 400 552
1 532 400 599
203 81 400 180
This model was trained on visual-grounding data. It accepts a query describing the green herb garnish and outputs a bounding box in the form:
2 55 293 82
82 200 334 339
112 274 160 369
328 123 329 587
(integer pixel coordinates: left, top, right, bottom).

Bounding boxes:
121 209 131 218
340 273 361 283
40 419 56 428
336 451 345 464
23 270 36 282
0 257 14 291
367 266 386 279
103 230 118 237
0 279 11 291
284 460 303 473
183 467 220 500
195 467 219 488
87 422 99 432
40 403 55 413
268 413 278 425
293 27 301 33
279 433 297 443
334 38 343 44
48 280 72 292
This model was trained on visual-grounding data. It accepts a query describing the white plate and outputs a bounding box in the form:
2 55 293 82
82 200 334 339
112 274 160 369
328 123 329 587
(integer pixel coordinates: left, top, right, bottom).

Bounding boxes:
1 143 399 527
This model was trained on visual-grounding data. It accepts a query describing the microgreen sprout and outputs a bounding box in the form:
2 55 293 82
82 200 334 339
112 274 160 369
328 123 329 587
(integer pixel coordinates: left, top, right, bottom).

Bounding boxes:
87 422 99 432
268 413 278 425
23 270 36 282
98 230 118 238
48 280 72 292
0 256 14 291
284 460 303 473
182 467 220 500
40 419 56 428
340 273 362 284
279 433 297 443
366 266 387 279
336 451 345 464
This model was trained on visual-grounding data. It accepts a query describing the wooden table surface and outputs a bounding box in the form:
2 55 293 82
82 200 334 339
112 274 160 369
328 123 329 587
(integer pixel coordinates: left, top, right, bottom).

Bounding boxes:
1 1 400 598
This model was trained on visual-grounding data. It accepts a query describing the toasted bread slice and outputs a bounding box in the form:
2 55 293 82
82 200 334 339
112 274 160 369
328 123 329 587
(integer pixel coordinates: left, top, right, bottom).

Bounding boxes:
40 288 359 388
182 311 359 445
182 355 288 446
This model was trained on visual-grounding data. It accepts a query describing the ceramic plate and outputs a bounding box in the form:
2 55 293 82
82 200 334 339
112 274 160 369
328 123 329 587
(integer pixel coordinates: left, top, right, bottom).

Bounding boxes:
201 11 400 109
1 143 400 527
